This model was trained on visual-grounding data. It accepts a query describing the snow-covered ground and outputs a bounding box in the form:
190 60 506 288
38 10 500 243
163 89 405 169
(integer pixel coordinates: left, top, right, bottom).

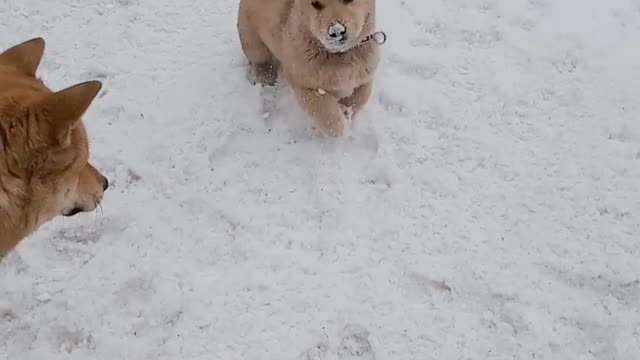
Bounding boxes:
2 0 640 358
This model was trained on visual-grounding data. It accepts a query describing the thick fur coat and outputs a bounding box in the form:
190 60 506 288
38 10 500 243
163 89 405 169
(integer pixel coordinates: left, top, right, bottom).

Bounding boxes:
238 0 380 136
0 38 108 255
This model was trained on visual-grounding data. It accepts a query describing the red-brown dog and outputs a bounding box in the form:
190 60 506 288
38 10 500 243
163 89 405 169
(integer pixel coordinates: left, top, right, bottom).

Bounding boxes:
0 38 108 255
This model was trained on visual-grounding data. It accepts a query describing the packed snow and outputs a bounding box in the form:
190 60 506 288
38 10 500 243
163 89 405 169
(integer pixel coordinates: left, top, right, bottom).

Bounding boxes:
2 0 640 359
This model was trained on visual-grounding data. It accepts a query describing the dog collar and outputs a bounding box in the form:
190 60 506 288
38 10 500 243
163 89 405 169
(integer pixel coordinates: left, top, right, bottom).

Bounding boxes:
334 31 387 54
361 31 387 45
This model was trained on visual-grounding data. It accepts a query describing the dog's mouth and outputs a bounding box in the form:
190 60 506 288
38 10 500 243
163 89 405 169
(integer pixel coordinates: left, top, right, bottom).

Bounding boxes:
320 34 362 54
63 207 84 217
62 194 104 217
322 41 353 53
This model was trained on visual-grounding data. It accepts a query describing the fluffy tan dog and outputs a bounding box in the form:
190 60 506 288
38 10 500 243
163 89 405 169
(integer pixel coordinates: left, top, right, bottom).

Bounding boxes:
0 38 109 255
238 0 382 136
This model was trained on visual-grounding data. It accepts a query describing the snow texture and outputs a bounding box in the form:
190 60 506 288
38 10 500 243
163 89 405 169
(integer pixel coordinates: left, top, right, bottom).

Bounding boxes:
1 0 640 359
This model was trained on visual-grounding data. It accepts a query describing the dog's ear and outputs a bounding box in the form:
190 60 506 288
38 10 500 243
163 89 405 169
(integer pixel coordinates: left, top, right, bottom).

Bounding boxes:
0 38 46 77
41 81 102 146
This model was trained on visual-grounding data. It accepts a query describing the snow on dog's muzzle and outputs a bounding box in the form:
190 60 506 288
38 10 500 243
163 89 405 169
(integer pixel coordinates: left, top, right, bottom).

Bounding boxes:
327 22 348 45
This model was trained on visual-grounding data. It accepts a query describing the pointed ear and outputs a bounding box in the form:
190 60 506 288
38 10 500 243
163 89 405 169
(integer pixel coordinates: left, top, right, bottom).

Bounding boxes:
0 37 46 77
42 81 102 145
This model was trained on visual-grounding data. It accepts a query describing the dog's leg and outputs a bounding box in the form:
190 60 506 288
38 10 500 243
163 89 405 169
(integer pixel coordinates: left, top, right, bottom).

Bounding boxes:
340 82 373 117
237 19 278 86
291 85 352 137
248 60 279 86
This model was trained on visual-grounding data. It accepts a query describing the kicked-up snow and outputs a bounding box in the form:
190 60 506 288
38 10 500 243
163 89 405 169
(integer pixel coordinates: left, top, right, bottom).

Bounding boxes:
1 0 639 359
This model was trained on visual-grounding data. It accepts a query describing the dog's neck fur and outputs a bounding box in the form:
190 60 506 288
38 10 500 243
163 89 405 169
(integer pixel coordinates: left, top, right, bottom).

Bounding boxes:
0 125 32 254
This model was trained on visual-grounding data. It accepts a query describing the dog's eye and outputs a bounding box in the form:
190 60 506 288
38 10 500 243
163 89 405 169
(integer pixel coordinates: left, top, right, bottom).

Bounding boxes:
343 0 354 3
312 1 324 10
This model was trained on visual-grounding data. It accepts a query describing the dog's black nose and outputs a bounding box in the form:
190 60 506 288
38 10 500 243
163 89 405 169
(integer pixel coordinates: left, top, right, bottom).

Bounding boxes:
328 22 348 42
102 176 109 191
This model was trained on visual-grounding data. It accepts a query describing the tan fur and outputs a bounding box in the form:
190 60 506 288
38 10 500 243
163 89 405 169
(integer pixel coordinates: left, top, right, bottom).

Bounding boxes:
0 38 108 255
238 0 380 136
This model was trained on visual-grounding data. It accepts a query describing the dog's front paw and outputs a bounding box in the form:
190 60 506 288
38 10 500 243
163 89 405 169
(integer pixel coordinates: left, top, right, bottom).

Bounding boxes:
340 103 354 123
340 103 354 133
317 105 352 137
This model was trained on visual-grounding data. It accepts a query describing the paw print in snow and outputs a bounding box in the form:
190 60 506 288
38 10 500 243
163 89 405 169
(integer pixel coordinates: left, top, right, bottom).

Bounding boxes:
335 327 374 360
299 324 376 360
56 327 96 353
552 50 579 74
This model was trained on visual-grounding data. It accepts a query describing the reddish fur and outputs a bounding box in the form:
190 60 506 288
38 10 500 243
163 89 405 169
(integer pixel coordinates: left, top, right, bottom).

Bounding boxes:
0 38 107 255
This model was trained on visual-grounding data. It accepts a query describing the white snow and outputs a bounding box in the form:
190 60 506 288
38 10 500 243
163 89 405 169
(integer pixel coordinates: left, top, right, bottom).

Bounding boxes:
2 0 640 359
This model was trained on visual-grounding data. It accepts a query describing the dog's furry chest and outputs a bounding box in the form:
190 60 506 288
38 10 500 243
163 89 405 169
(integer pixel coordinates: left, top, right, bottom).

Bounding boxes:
285 54 373 99
323 69 359 98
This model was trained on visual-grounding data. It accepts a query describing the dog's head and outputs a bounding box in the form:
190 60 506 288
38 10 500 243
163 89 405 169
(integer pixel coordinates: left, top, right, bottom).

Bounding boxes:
296 0 375 53
0 38 108 229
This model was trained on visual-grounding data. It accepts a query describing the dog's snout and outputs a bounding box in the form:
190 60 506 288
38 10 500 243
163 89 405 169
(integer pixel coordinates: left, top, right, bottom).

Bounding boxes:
328 22 348 42
101 175 109 191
